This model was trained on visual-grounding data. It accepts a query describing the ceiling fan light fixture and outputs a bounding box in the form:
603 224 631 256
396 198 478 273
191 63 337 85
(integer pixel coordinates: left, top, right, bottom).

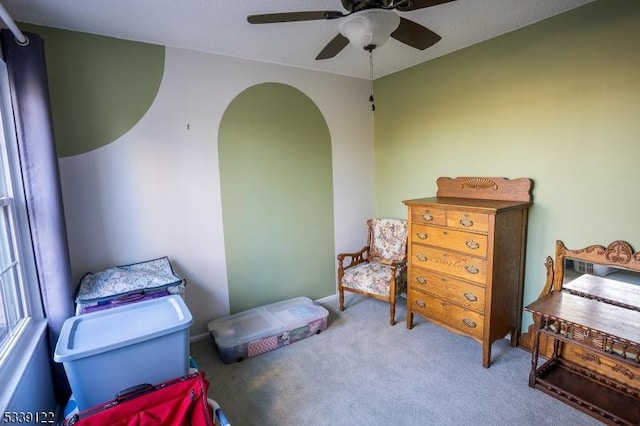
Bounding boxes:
339 9 400 51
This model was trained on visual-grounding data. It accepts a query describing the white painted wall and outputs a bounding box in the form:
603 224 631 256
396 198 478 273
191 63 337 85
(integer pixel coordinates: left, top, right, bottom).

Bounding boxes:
58 47 375 334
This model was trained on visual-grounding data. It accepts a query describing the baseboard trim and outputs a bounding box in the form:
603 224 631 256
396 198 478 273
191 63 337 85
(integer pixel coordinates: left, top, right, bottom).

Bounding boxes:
315 293 338 304
190 332 209 343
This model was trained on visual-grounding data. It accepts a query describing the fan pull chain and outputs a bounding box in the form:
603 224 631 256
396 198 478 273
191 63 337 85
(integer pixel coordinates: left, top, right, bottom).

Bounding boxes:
369 47 375 111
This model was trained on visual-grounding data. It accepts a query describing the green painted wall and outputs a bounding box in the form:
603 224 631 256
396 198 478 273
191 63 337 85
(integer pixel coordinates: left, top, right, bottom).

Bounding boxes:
21 24 165 157
219 83 335 313
374 0 640 327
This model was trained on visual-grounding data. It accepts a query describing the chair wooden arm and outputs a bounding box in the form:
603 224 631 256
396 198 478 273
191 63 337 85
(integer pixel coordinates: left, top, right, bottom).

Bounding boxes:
372 259 406 290
374 258 406 268
337 246 369 271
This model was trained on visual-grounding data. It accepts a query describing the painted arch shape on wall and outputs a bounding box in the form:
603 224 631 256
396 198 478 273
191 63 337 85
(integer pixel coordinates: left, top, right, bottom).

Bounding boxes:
218 82 335 313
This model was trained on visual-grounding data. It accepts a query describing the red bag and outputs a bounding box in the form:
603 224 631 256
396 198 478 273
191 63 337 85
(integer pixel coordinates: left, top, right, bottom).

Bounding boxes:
65 372 214 426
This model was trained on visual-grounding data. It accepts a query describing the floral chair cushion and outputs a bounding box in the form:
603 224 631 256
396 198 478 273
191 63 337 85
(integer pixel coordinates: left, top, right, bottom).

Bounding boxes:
341 262 407 297
369 218 408 264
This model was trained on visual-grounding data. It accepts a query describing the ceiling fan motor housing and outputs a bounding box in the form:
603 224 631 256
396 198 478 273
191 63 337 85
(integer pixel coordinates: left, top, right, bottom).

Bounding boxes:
342 0 389 13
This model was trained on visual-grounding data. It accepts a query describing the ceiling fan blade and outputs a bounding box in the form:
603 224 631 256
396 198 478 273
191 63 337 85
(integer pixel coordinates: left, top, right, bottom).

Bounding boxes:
391 17 441 50
315 34 350 60
247 11 345 24
395 0 456 12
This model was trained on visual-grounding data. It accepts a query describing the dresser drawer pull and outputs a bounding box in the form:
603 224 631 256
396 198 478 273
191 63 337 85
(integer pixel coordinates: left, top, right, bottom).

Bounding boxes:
415 300 426 308
416 276 427 285
459 217 474 227
462 318 477 328
464 292 478 302
465 240 479 250
422 213 433 222
464 265 479 275
416 232 428 240
416 254 427 262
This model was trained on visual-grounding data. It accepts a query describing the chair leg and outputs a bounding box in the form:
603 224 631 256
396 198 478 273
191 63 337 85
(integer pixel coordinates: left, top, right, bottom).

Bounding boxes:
389 272 398 326
389 297 396 326
339 286 345 312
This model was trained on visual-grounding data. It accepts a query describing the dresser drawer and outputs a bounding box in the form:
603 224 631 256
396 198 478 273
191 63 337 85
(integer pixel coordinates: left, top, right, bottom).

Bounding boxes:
411 244 487 285
411 206 446 226
446 210 489 233
409 268 486 314
409 290 484 340
411 223 488 257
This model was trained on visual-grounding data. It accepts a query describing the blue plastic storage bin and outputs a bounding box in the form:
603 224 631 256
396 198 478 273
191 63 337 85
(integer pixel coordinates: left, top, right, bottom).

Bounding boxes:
54 295 193 410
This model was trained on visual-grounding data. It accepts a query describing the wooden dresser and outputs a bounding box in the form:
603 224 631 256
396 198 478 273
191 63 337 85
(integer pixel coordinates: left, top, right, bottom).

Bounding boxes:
403 176 533 368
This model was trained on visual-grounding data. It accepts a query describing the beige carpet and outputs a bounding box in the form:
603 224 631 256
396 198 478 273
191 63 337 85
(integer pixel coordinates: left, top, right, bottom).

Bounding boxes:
190 295 601 426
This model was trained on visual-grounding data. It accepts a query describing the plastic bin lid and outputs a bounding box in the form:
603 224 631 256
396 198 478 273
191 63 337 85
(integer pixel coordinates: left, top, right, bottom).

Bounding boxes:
54 295 193 362
266 297 329 329
263 296 313 313
207 307 285 348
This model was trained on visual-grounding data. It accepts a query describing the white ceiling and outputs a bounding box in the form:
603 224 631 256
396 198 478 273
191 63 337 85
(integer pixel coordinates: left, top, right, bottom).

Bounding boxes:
1 0 595 80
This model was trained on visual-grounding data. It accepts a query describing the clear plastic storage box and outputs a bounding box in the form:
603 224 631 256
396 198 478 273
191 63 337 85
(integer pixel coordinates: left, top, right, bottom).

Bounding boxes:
54 295 193 410
207 296 328 363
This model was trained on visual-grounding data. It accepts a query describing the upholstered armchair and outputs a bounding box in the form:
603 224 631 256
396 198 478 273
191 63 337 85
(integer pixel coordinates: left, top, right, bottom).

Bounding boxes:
337 218 408 325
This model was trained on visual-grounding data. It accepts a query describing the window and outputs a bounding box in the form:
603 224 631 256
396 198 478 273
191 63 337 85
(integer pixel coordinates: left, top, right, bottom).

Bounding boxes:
0 197 26 348
0 57 40 363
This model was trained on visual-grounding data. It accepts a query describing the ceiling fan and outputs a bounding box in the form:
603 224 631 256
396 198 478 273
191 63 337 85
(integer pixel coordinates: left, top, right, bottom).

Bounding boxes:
247 0 457 60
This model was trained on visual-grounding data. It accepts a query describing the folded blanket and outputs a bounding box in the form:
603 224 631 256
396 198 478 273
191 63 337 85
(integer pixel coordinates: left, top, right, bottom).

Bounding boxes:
76 256 183 305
